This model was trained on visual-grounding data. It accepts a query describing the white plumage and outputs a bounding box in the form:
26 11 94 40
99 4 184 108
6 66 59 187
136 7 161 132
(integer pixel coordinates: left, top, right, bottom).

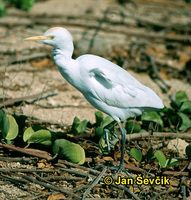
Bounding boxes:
25 27 164 171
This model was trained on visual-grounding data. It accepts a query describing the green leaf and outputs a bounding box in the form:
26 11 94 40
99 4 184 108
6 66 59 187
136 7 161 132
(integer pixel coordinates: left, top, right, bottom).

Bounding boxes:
126 120 141 134
71 117 88 135
0 110 9 138
0 112 19 141
95 111 113 128
6 115 19 140
0 109 3 120
2 114 19 141
172 91 189 108
53 139 85 164
99 136 109 154
180 101 191 114
154 150 167 168
162 107 179 126
95 127 104 138
100 116 113 127
185 144 191 160
95 112 113 139
165 158 179 167
95 111 104 126
141 111 163 127
23 127 35 142
98 132 118 154
145 147 154 162
130 148 142 162
178 112 191 132
0 110 6 131
71 117 80 133
8 0 35 11
0 1 6 17
94 112 113 139
26 129 52 146
76 120 88 134
72 116 80 125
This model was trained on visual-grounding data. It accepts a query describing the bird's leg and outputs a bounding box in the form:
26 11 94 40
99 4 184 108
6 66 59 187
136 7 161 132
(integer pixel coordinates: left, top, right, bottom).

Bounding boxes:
117 122 126 172
104 129 111 152
103 121 117 152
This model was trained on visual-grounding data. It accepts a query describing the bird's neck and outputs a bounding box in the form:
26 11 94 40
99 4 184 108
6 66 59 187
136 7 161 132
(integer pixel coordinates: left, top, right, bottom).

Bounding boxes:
52 48 73 69
52 48 73 59
52 48 82 90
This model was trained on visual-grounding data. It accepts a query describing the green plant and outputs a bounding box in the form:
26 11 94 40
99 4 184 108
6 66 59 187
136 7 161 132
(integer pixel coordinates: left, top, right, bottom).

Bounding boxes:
0 0 6 16
7 0 35 11
129 147 179 168
71 116 88 135
128 90 191 133
0 109 86 165
0 90 190 166
125 120 141 134
0 0 35 17
0 110 18 143
170 91 191 131
53 139 85 164
154 150 178 168
94 111 118 154
94 111 113 138
23 127 52 146
130 147 142 162
141 111 163 129
186 144 191 160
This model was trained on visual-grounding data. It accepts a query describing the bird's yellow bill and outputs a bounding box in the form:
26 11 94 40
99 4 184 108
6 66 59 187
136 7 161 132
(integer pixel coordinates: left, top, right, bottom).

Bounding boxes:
24 35 53 41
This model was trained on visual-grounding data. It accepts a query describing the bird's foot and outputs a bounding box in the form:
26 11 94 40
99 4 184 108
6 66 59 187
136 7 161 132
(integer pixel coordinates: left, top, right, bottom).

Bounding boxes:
116 162 124 173
109 166 123 173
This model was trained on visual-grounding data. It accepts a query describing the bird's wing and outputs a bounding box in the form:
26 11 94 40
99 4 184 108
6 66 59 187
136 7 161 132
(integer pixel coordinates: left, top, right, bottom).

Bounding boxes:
77 54 163 109
87 68 148 108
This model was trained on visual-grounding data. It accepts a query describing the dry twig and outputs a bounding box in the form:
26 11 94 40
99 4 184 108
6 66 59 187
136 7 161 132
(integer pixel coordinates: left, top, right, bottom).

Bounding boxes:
82 167 107 200
126 132 191 141
22 175 79 199
0 143 53 160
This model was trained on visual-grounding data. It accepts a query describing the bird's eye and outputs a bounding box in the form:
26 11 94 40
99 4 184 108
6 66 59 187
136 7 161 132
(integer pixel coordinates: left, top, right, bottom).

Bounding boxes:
49 35 55 39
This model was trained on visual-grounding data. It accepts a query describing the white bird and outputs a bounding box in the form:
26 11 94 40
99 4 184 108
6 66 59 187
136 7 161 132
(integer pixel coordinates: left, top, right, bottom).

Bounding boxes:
25 27 164 171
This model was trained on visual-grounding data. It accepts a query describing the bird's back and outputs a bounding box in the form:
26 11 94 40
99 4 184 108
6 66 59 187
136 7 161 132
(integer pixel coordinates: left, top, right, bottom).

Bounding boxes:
77 54 142 87
75 54 164 121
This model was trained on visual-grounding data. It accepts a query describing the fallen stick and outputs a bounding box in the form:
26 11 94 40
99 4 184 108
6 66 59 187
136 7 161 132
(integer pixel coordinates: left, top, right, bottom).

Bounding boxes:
112 184 141 200
126 132 191 141
162 171 189 177
58 166 89 177
0 168 57 173
0 156 34 163
0 143 53 160
0 174 28 186
58 159 102 176
82 167 107 200
22 175 80 199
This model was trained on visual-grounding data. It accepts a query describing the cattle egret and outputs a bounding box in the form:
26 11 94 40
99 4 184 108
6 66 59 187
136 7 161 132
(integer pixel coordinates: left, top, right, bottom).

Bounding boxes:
25 27 164 171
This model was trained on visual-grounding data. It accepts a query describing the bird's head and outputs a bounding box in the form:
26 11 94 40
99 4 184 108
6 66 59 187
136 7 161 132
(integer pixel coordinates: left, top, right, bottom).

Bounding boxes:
25 27 74 52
